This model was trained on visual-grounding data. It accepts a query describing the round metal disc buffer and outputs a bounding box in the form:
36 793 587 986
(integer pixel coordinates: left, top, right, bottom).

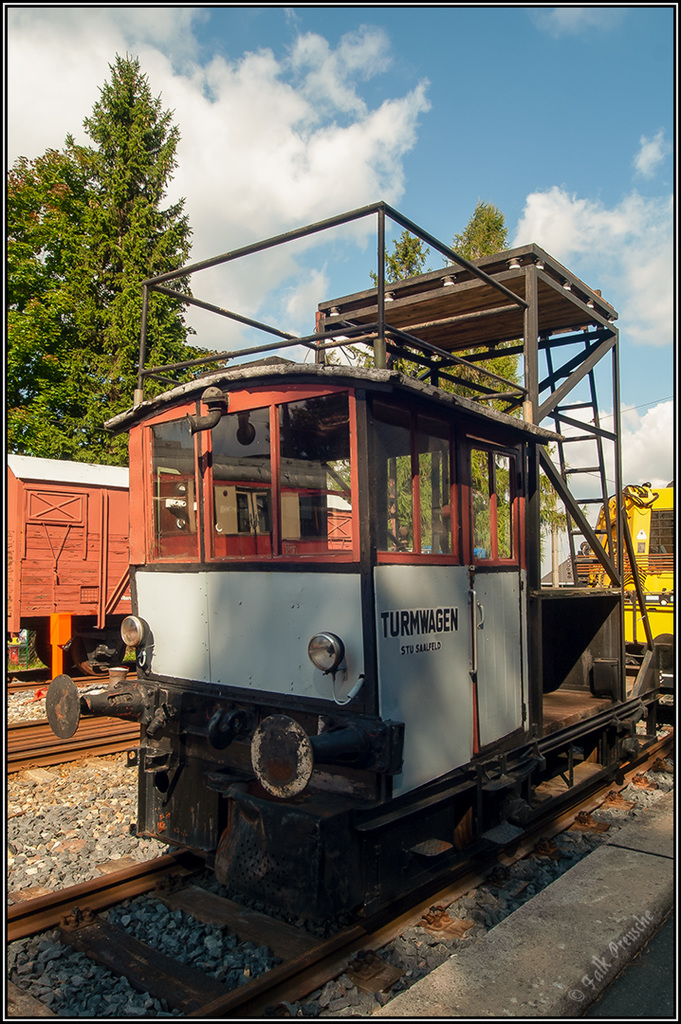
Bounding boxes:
45 674 81 739
251 715 314 798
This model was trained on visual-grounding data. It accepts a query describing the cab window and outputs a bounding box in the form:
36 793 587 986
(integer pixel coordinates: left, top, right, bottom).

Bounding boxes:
211 406 273 557
278 392 353 555
649 509 673 557
470 446 516 562
373 401 455 558
151 419 199 560
208 389 354 560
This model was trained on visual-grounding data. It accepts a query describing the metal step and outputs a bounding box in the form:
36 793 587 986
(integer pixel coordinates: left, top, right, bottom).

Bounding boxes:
481 821 525 847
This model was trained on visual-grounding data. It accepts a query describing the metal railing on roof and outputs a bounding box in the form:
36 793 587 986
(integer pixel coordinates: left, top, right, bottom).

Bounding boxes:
135 202 528 403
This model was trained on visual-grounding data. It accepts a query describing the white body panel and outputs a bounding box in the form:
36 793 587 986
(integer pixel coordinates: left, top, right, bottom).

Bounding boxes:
135 570 364 701
376 564 527 796
474 570 526 747
137 562 526 795
375 564 474 796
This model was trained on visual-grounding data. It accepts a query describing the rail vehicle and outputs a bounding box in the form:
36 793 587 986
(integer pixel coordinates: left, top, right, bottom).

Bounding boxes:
7 455 131 675
46 204 668 920
576 482 674 653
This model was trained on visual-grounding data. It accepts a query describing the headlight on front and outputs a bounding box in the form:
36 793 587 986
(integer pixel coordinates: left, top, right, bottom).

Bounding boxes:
308 632 345 674
121 615 147 648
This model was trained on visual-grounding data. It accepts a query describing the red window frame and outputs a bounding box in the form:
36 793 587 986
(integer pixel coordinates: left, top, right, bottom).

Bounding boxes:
374 404 460 566
138 404 204 564
133 385 360 565
466 440 522 567
206 384 359 563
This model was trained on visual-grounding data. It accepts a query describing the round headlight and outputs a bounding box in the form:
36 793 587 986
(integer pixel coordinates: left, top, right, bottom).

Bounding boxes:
308 632 345 674
121 615 147 647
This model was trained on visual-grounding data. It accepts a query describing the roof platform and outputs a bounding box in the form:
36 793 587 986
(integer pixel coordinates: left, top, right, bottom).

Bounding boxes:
317 241 617 356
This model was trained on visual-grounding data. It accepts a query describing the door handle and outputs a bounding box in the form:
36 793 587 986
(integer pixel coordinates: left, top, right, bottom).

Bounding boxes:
469 589 485 675
469 589 477 674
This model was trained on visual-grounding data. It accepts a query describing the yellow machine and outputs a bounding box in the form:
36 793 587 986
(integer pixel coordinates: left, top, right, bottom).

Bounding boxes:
577 482 674 646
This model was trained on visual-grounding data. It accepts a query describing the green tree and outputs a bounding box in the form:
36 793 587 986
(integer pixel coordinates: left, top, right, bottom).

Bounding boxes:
452 200 508 261
8 146 92 459
359 231 431 372
449 201 519 408
7 54 203 465
370 229 430 285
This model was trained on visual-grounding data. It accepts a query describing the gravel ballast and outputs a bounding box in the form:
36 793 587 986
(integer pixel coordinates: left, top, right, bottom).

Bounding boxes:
8 755 170 898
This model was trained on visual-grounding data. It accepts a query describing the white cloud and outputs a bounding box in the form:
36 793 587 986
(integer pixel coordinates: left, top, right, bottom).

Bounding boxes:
289 27 392 119
159 44 429 347
512 186 673 347
513 177 674 521
7 8 205 159
532 7 625 37
633 129 670 178
619 400 674 488
7 11 430 354
159 46 429 258
281 268 330 333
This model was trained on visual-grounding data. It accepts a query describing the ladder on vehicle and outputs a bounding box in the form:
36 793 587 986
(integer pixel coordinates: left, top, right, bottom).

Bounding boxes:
541 329 619 586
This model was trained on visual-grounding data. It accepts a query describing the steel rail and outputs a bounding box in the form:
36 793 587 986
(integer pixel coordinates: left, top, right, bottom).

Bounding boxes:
7 852 200 943
7 719 139 772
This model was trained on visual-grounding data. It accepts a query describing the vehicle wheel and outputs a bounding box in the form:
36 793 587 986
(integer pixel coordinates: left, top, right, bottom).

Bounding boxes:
34 626 76 674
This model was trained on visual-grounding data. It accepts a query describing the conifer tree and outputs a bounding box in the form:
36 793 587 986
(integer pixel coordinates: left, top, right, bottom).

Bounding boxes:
371 229 430 285
452 200 508 261
7 55 202 465
450 201 519 406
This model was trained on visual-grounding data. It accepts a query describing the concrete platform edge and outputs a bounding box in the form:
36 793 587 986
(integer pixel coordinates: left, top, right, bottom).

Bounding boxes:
373 791 675 1018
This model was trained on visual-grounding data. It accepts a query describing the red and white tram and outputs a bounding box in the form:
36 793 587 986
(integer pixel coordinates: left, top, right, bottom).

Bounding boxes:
46 205 664 919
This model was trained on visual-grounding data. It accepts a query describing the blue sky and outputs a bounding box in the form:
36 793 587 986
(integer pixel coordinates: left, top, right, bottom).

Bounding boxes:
7 6 675 489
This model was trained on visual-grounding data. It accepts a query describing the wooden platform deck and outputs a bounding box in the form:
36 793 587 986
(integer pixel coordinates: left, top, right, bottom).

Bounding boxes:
542 689 612 735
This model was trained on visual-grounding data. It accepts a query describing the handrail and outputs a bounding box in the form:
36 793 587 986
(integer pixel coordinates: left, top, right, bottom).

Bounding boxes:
136 203 528 398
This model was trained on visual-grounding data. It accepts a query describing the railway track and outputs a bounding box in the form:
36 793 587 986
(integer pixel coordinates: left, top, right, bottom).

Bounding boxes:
7 718 140 773
7 668 136 692
7 670 82 694
8 730 673 1019
7 669 52 692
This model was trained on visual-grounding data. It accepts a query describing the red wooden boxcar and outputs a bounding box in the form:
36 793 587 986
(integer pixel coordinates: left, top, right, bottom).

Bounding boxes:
7 455 131 675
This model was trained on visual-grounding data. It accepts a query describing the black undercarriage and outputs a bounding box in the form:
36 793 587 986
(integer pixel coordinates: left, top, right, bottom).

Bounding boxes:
125 676 661 921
